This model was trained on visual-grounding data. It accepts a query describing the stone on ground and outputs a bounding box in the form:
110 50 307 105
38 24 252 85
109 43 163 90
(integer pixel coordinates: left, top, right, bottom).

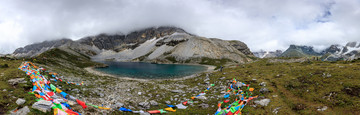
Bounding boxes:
254 99 271 106
16 98 26 105
31 100 53 112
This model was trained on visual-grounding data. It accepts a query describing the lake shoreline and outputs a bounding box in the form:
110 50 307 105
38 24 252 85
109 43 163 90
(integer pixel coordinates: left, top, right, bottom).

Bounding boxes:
84 63 216 81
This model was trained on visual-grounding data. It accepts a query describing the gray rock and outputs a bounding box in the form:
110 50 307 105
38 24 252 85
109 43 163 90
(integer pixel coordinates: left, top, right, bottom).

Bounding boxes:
138 102 150 109
150 100 158 106
16 98 26 105
272 107 281 114
11 106 30 115
259 82 266 86
204 78 210 81
3 89 7 91
98 92 104 97
176 103 187 109
32 100 53 112
72 88 80 93
165 101 171 104
171 90 184 93
111 102 124 109
196 96 207 100
8 78 26 85
220 77 225 80
260 88 269 94
140 112 151 115
128 105 135 109
317 106 328 111
254 99 270 106
198 103 209 108
234 82 244 88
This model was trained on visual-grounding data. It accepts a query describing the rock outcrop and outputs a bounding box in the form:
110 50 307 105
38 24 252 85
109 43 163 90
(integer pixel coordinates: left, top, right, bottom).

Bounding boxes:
13 39 73 57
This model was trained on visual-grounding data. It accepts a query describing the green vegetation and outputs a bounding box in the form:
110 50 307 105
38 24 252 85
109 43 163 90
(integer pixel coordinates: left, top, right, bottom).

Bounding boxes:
34 48 101 68
165 56 178 63
178 59 360 114
0 63 9 68
0 59 38 114
199 57 232 69
136 51 153 61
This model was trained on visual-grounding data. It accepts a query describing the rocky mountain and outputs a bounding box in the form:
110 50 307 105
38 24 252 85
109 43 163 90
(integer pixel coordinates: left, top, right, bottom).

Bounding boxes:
280 45 321 57
253 50 282 58
321 42 360 61
277 42 360 61
13 39 73 57
13 26 254 63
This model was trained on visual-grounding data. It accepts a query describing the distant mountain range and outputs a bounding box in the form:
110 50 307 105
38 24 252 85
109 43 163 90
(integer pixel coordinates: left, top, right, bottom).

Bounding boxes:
253 42 360 61
12 26 254 64
253 50 282 58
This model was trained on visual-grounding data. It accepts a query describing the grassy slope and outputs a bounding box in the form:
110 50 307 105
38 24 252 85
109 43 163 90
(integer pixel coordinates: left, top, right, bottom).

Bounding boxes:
0 48 103 114
179 59 360 114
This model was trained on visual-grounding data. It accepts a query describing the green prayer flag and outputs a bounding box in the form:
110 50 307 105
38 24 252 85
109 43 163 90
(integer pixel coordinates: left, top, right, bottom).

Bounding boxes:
230 107 236 113
36 98 44 101
54 103 62 109
159 109 167 113
50 84 56 92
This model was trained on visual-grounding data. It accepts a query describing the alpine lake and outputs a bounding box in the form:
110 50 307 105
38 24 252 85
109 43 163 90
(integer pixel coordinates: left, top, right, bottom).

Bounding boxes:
94 61 208 79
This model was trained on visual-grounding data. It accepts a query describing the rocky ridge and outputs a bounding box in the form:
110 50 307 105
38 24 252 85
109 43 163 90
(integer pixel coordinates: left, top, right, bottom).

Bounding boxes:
253 50 282 58
13 26 254 64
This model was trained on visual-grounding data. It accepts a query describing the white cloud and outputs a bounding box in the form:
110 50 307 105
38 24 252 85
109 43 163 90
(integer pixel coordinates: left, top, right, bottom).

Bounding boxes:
0 0 359 54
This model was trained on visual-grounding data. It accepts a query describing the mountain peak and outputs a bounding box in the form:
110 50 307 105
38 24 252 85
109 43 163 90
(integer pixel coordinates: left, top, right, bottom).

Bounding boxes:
280 44 320 57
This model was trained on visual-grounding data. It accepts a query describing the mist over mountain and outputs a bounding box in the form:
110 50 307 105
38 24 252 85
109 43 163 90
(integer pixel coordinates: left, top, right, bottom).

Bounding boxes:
1 0 360 54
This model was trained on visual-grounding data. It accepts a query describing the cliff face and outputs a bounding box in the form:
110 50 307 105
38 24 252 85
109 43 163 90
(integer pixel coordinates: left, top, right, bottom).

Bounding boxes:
13 26 254 63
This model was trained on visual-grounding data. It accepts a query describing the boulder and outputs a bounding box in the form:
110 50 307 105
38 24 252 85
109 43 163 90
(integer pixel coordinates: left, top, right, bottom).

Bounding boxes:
32 100 53 112
97 92 104 97
140 112 151 115
198 103 209 108
176 104 187 109
272 107 281 114
260 88 269 94
16 98 26 105
8 78 26 85
171 90 184 93
138 102 150 109
111 102 124 109
317 106 328 111
196 95 207 100
165 101 171 104
11 106 30 115
150 100 158 106
259 82 266 86
234 82 244 88
254 99 270 106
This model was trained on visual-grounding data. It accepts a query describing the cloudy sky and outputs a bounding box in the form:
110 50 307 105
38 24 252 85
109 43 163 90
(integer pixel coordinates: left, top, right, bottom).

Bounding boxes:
0 0 359 54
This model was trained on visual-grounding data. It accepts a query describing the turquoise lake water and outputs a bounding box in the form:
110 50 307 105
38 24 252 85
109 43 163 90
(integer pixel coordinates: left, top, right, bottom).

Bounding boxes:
94 62 207 79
